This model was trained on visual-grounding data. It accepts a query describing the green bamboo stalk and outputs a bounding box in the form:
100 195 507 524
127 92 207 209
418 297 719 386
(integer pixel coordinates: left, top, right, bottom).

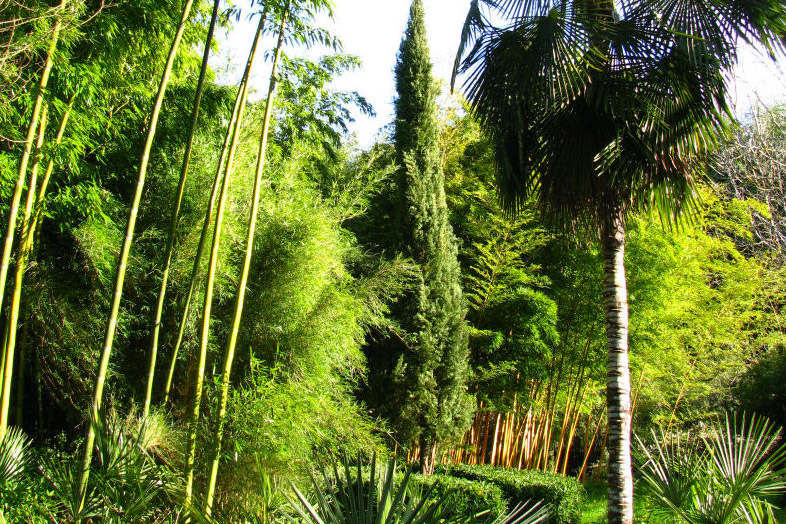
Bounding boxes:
33 92 76 225
163 9 269 405
76 0 195 511
204 7 289 514
182 10 268 511
143 0 222 420
0 106 49 438
0 0 64 325
12 95 76 429
161 80 241 405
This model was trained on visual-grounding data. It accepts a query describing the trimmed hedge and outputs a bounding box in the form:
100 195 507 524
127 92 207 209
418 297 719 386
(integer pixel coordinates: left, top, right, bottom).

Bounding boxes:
436 465 585 524
408 473 507 523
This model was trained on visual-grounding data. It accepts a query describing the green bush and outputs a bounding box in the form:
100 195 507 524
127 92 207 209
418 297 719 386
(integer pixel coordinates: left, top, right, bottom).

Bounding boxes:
408 473 507 523
436 465 585 524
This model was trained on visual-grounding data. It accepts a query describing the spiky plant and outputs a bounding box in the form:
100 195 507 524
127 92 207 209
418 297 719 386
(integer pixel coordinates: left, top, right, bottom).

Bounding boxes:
637 413 786 524
285 454 550 524
0 426 31 523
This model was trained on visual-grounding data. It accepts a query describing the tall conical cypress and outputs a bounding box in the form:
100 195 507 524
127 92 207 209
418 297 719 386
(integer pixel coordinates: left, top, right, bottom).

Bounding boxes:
392 0 472 475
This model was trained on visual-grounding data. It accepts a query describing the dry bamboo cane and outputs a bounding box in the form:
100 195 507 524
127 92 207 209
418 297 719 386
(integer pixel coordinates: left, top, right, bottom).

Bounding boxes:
561 386 588 475
0 1 65 329
203 7 289 514
0 107 49 435
578 414 603 481
143 0 221 419
77 0 195 512
182 10 267 510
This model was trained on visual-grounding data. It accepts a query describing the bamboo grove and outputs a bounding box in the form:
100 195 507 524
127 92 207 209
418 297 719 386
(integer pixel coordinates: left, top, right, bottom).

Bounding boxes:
2 0 786 522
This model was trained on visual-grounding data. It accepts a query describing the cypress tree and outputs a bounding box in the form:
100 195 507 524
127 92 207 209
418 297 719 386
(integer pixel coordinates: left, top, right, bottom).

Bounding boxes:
392 0 472 475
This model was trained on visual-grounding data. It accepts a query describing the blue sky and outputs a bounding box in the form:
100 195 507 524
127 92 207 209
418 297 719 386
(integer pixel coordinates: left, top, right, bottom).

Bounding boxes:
214 0 786 146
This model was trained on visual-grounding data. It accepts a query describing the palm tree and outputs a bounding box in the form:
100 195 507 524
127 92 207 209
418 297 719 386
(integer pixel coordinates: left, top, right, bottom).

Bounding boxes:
453 1 785 523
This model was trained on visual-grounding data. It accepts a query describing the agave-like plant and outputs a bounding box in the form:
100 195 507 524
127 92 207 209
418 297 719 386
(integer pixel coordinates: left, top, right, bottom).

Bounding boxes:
41 411 213 523
0 426 31 524
284 454 549 524
637 413 786 524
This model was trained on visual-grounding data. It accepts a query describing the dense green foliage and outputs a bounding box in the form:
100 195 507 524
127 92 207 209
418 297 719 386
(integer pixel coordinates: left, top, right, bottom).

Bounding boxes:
437 465 585 524
408 473 507 523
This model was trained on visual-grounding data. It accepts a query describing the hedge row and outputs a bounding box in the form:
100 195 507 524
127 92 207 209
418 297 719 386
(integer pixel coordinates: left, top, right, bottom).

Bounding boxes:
435 465 585 524
407 473 507 523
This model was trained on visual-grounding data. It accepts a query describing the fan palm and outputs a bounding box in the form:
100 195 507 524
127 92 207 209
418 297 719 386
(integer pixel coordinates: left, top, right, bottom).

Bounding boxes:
637 413 786 523
453 1 785 522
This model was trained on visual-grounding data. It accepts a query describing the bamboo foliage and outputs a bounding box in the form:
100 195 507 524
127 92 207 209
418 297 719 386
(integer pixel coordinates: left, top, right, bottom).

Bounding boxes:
0 1 65 323
77 0 196 511
143 0 222 420
203 5 290 514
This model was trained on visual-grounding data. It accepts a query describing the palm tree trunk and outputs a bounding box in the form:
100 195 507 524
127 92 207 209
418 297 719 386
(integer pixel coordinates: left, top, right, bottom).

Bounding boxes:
182 10 268 511
203 8 289 514
0 0 64 327
143 0 221 420
76 0 195 512
600 207 634 524
0 106 49 437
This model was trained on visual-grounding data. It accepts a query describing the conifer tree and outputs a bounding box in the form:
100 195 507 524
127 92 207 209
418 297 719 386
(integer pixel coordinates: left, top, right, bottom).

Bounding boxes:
392 0 472 475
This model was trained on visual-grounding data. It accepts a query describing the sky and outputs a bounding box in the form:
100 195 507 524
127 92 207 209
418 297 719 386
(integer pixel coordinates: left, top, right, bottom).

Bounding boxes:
214 0 786 146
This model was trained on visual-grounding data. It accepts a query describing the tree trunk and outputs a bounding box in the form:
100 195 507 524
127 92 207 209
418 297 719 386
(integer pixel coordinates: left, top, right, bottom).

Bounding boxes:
600 207 634 524
420 438 438 475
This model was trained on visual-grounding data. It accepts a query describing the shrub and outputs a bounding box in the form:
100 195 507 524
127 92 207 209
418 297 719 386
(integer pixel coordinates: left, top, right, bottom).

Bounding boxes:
436 465 585 524
408 473 507 523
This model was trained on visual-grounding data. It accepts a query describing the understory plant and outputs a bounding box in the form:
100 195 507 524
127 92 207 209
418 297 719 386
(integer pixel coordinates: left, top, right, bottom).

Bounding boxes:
637 413 786 523
0 426 31 523
41 412 205 523
285 454 550 524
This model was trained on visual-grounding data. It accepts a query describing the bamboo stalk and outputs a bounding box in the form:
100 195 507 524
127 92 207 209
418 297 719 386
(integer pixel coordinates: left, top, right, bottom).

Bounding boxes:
203 6 290 514
77 0 195 511
0 1 64 332
182 10 267 510
479 410 491 465
161 75 244 405
561 386 588 475
143 0 221 419
0 106 49 435
578 414 603 481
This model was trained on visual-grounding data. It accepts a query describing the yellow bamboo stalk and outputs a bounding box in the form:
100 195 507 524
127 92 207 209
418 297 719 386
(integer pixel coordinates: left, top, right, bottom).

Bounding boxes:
578 414 603 481
143 0 222 419
203 7 290 514
78 0 195 511
0 106 49 435
182 10 267 510
0 1 65 330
